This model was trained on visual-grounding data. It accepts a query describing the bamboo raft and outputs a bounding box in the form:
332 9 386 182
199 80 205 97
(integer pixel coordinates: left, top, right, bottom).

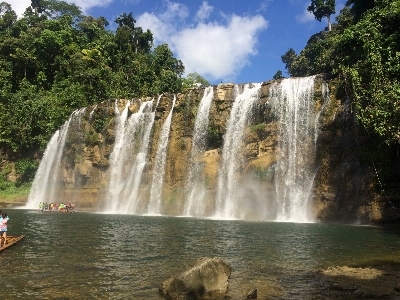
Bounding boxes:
0 235 25 252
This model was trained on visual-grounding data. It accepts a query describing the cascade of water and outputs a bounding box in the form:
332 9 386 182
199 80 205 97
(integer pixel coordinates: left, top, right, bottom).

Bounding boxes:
270 76 317 223
183 87 214 216
89 105 97 122
214 83 262 219
147 95 176 215
117 100 155 214
25 108 86 209
100 100 131 212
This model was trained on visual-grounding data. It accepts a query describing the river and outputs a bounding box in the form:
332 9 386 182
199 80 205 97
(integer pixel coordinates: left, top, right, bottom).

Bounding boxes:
1 209 399 299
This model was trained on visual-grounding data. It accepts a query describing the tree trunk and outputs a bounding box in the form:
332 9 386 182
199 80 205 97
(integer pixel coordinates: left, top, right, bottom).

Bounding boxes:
328 15 332 31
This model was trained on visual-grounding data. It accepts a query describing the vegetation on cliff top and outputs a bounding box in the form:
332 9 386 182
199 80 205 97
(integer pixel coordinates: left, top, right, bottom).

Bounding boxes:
282 0 400 149
0 1 186 155
279 0 400 194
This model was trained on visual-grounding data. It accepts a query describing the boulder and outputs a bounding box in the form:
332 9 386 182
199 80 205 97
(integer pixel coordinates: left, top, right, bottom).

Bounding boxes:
159 257 232 300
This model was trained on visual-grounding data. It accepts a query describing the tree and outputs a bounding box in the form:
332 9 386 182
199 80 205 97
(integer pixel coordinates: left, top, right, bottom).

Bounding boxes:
115 12 135 31
181 72 210 88
281 48 297 76
307 0 336 31
272 70 284 80
345 0 375 22
0 2 17 30
31 0 44 14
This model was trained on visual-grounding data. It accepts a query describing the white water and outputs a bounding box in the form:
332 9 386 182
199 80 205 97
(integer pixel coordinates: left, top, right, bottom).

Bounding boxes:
89 105 97 122
270 76 317 222
101 100 155 214
101 100 131 212
147 95 176 214
120 100 155 214
183 87 214 216
214 83 262 219
25 108 86 209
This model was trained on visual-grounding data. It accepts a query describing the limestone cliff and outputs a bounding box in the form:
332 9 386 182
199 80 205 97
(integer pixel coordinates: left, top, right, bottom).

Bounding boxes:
17 75 400 223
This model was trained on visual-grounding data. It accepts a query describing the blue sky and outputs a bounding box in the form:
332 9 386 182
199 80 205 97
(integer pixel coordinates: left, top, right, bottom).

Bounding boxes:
9 0 346 84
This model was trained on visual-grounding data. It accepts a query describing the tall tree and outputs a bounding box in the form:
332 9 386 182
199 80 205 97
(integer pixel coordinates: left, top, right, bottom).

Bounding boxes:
345 0 375 22
273 70 284 80
307 0 336 31
281 48 297 76
0 2 17 30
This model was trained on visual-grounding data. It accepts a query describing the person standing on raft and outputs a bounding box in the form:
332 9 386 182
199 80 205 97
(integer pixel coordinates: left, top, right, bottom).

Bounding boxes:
0 212 8 247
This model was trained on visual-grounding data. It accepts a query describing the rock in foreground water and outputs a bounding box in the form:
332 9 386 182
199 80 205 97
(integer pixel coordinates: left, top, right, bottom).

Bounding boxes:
159 257 232 299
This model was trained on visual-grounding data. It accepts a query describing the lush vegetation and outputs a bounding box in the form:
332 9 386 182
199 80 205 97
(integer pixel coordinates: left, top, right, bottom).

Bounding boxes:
0 1 187 155
0 0 192 198
281 0 400 187
282 0 400 147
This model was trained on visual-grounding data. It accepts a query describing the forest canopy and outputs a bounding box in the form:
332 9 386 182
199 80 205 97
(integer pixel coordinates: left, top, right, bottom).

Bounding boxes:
281 0 400 148
0 1 186 153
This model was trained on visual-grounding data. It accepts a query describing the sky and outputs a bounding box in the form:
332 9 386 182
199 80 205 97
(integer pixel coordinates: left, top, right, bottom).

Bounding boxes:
7 0 346 85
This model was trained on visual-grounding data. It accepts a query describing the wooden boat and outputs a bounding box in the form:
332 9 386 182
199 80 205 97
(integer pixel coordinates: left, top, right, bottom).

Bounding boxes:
0 235 25 252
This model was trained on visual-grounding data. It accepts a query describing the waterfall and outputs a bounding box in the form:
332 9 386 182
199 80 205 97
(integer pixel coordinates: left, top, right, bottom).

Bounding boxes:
101 99 155 214
89 105 97 122
147 95 176 215
100 100 130 212
25 108 86 209
214 83 262 219
270 76 317 222
118 100 155 214
183 87 214 217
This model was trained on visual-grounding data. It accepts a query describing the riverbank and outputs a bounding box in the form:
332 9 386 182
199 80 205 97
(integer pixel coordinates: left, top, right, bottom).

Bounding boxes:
0 196 26 208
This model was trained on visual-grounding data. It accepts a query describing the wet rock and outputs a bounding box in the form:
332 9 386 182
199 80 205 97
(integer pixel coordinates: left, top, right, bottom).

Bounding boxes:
160 257 232 300
317 265 400 299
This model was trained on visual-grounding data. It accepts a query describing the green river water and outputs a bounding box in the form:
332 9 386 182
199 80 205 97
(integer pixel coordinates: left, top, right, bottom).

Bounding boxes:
1 209 399 299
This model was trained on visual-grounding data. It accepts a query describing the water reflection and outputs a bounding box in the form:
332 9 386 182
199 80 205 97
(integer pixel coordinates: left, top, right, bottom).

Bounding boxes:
1 210 399 299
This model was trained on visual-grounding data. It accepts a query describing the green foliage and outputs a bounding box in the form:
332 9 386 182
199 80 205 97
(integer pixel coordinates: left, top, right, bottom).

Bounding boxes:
283 0 400 147
308 0 336 30
0 1 185 155
15 158 38 185
181 72 210 89
206 125 221 148
92 116 111 133
272 70 284 80
250 123 266 133
87 132 99 145
0 160 32 200
281 48 297 76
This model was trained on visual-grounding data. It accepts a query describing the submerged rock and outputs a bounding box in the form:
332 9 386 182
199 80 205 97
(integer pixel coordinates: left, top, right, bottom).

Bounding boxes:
317 265 400 298
159 257 232 300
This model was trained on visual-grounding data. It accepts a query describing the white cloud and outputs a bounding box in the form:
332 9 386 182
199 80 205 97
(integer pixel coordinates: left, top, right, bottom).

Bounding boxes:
69 0 114 13
137 2 268 82
137 12 175 44
196 1 213 22
257 0 272 13
6 0 30 17
296 2 315 23
172 15 268 81
6 0 113 17
160 0 189 23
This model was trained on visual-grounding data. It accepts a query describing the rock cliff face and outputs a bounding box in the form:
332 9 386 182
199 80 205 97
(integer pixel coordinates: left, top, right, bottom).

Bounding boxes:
27 75 397 223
